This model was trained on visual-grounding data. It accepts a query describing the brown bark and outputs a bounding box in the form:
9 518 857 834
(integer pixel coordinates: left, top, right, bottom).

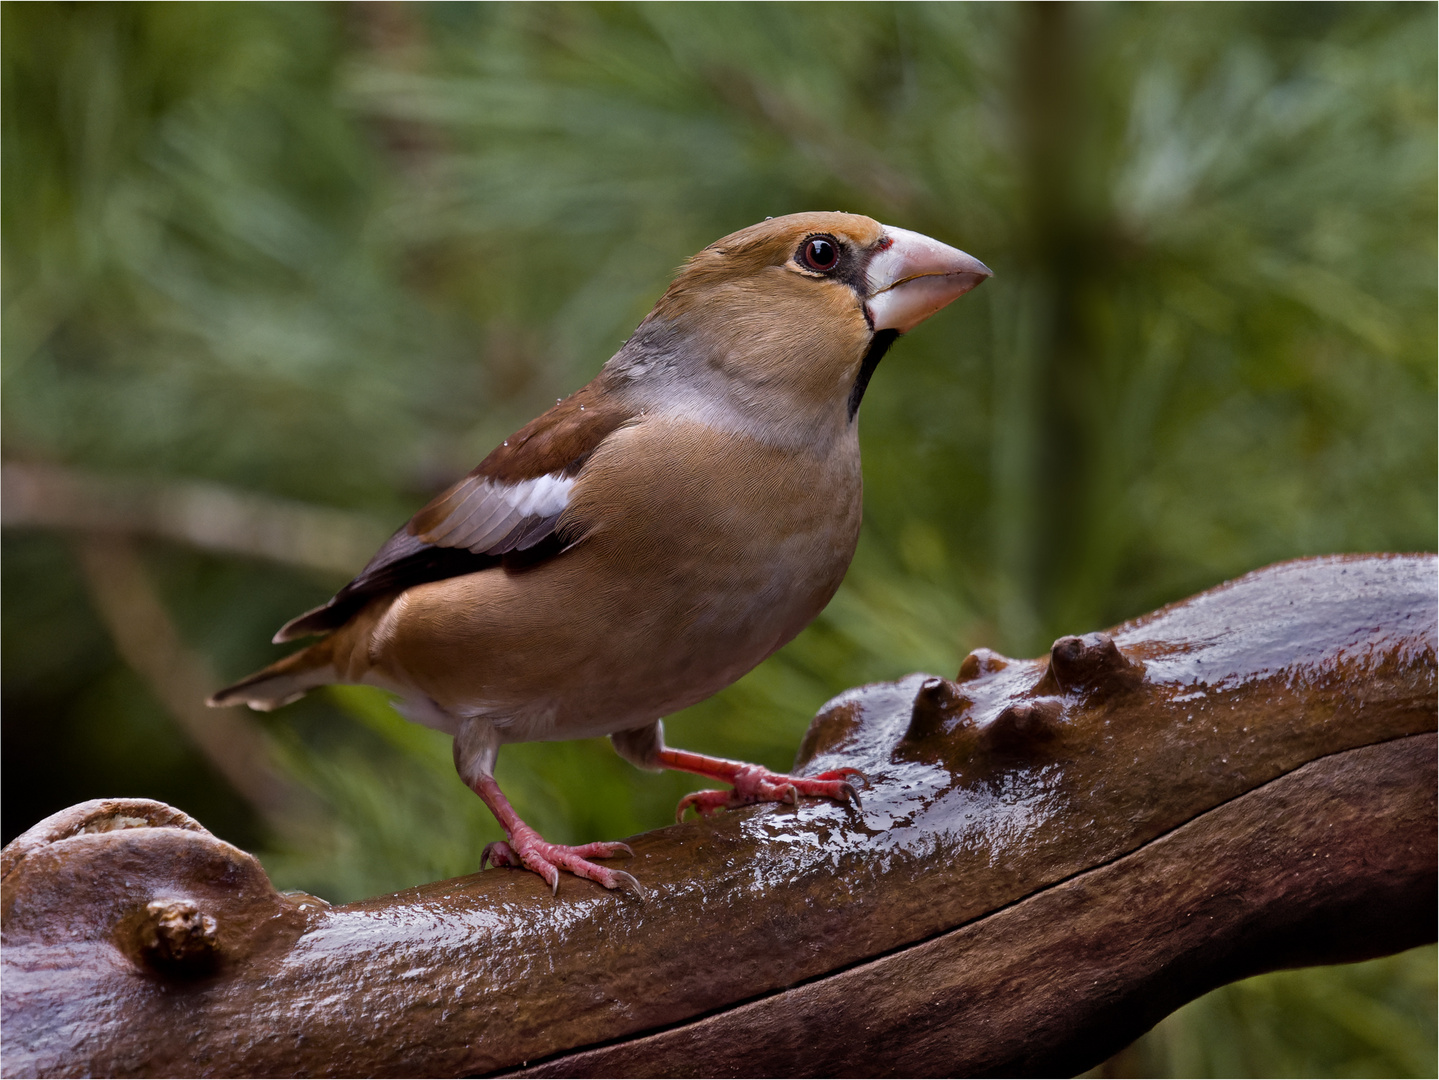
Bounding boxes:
2 554 1435 1079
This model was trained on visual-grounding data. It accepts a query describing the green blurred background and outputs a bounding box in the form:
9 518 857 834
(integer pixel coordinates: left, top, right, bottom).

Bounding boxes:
2 3 1434 1075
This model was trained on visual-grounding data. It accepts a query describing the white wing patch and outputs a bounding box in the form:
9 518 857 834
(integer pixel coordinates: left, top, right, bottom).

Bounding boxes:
421 472 575 554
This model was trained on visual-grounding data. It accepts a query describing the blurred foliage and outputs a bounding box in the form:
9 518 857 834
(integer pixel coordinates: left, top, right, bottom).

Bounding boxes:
1091 947 1439 1079
2 3 1434 1076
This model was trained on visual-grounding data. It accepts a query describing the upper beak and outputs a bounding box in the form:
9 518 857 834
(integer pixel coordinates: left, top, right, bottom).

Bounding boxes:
864 226 992 333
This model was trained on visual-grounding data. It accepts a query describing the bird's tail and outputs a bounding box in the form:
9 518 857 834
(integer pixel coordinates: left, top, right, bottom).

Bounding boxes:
207 637 338 712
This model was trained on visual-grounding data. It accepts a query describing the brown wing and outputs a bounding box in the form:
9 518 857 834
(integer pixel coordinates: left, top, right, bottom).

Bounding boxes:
273 375 635 642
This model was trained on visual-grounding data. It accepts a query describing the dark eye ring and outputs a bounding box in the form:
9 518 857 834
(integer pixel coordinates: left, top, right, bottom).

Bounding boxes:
799 235 840 273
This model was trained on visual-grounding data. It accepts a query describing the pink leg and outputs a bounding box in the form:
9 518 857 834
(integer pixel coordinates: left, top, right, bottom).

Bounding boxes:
471 775 642 898
656 748 865 821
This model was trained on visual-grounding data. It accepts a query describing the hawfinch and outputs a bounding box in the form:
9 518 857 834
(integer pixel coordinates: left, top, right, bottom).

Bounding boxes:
210 212 991 895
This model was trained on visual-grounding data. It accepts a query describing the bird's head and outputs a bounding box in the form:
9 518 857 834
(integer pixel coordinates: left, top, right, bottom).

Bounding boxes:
629 212 991 431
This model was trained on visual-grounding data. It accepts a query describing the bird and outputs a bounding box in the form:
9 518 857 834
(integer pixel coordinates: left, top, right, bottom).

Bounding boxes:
209 212 991 896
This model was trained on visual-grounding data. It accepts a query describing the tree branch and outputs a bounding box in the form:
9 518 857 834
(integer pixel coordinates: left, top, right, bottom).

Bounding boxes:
1 462 388 576
70 535 318 837
2 554 1434 1078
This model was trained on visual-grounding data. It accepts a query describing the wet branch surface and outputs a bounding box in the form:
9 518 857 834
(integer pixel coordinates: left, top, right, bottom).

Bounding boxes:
2 554 1435 1078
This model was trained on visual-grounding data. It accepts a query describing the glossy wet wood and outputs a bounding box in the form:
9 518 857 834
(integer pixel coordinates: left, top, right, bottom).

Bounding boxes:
519 734 1434 1077
2 554 1434 1078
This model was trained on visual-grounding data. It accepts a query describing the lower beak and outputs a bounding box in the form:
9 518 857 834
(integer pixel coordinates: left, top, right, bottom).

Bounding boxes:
865 226 992 333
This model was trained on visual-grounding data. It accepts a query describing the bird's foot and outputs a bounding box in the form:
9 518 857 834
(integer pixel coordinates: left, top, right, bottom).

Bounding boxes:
676 765 865 820
482 829 643 899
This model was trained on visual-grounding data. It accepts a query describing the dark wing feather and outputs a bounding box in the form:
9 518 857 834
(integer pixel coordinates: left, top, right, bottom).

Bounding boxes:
273 376 635 642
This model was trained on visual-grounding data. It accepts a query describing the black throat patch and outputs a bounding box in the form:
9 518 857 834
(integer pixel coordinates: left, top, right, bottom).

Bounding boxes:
847 328 899 421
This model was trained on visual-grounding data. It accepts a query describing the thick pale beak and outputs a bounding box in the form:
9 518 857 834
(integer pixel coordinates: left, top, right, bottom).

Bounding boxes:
865 226 992 333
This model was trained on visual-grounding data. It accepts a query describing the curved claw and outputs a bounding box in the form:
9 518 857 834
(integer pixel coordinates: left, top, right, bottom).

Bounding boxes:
481 840 516 871
610 870 647 902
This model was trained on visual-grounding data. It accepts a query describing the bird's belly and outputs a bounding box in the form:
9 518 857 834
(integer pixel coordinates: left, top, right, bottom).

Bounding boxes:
372 427 863 741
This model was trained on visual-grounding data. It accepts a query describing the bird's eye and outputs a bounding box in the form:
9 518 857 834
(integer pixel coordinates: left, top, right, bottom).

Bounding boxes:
799 236 841 273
